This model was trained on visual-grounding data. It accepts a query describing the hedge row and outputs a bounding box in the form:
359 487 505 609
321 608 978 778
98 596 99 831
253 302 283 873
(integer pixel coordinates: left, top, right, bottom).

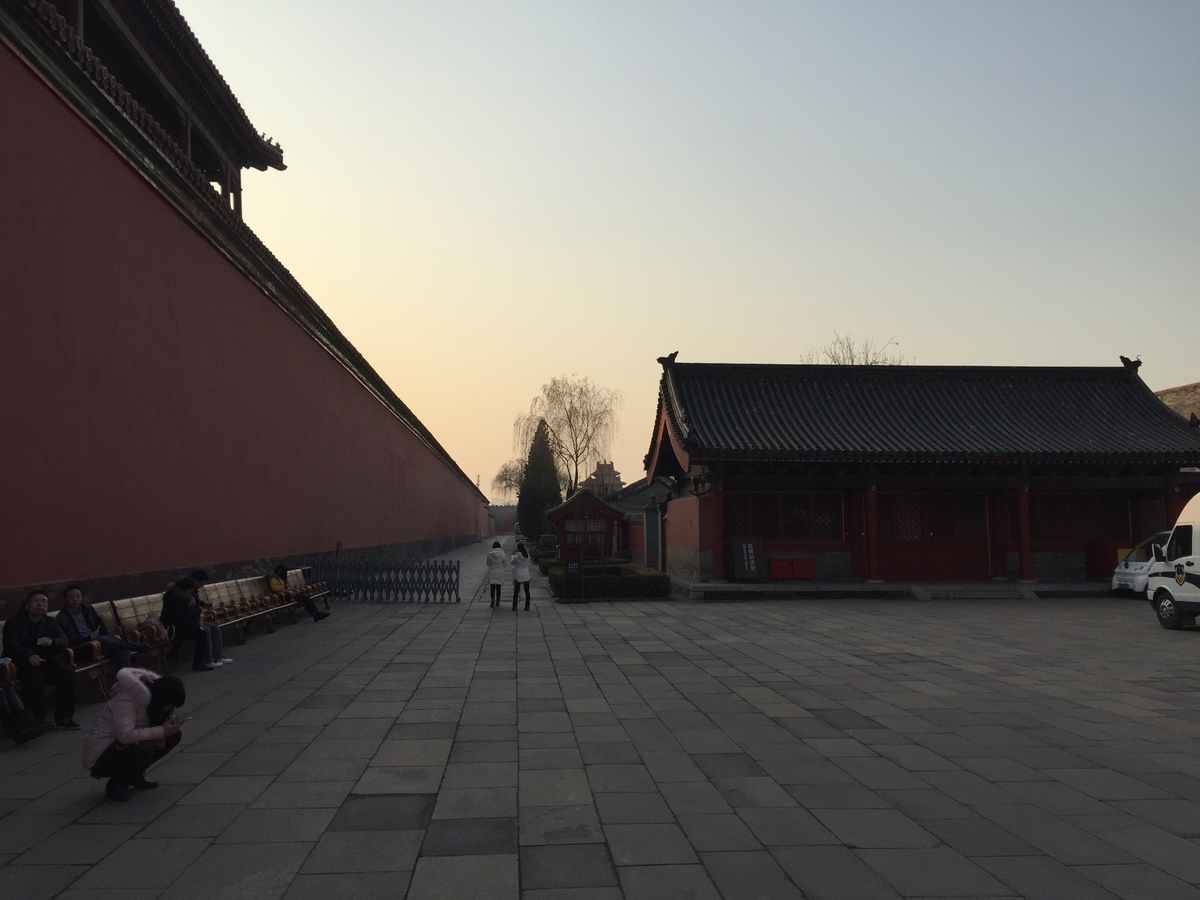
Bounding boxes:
538 556 627 577
545 562 670 599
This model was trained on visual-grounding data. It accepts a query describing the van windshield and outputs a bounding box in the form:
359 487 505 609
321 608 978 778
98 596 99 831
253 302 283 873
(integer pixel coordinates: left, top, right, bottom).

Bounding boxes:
1122 532 1170 564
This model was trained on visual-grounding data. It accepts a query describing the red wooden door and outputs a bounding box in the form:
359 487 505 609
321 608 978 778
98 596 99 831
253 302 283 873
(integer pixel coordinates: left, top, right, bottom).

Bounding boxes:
876 493 992 579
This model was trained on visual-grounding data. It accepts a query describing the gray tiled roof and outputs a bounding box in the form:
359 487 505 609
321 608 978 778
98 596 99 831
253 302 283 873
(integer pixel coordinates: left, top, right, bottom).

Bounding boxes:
658 361 1200 464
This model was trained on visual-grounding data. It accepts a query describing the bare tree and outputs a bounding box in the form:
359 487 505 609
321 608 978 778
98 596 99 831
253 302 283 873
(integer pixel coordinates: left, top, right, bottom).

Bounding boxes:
801 333 907 365
490 459 526 500
514 376 623 497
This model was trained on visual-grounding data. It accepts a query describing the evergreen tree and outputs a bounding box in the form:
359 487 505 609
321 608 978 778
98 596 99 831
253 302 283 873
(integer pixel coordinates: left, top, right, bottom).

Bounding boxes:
517 419 562 538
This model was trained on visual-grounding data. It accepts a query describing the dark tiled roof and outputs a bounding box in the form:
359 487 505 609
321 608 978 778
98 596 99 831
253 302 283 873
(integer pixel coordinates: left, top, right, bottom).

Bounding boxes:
131 0 285 170
608 477 674 516
656 359 1200 464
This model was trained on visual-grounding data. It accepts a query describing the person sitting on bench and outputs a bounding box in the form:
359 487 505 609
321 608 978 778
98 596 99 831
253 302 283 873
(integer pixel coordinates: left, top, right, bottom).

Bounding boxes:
160 570 231 671
1 589 78 729
267 565 329 622
56 585 148 673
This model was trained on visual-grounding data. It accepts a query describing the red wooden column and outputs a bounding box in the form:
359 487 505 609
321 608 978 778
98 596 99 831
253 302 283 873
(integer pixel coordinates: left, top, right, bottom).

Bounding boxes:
864 486 880 581
1017 487 1033 581
988 492 1008 577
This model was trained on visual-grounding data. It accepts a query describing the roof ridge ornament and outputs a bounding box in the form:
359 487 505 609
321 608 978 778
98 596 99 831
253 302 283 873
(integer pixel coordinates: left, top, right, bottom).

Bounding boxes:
657 351 679 369
1119 354 1142 379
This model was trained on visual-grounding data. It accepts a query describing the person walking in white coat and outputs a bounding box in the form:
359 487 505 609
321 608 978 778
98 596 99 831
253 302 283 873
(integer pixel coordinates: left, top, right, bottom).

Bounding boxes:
485 541 507 608
511 542 532 611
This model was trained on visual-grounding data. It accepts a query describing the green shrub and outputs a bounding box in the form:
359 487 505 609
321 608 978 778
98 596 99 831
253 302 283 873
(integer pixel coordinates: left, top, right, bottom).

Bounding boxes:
547 562 669 599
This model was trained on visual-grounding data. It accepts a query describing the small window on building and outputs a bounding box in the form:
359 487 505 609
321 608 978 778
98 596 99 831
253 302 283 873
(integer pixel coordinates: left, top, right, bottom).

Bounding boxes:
1032 496 1067 542
895 495 922 541
1098 497 1130 542
751 494 779 540
781 495 810 540
812 495 842 542
724 496 748 539
1071 496 1096 542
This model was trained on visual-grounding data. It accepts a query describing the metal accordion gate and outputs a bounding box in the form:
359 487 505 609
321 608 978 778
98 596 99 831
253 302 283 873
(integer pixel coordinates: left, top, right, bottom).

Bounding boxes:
301 556 460 604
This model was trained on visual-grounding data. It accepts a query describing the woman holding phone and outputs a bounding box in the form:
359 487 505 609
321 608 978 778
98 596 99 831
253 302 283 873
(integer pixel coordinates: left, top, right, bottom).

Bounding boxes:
82 668 186 801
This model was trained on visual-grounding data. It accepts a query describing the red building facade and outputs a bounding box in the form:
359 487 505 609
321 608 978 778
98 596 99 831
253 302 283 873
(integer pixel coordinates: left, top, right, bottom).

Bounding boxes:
645 354 1200 586
0 1 488 606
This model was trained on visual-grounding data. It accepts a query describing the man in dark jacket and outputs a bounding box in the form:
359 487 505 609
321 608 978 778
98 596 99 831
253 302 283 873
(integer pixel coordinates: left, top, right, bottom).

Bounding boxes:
56 585 146 673
1 589 78 728
160 570 228 671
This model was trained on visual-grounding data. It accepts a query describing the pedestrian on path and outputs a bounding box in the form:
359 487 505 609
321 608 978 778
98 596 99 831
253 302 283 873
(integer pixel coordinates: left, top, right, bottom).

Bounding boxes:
485 541 507 607
512 542 532 611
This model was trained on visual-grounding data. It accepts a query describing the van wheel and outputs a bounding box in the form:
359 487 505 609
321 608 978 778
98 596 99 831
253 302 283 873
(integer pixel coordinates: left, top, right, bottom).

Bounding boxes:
1156 591 1183 630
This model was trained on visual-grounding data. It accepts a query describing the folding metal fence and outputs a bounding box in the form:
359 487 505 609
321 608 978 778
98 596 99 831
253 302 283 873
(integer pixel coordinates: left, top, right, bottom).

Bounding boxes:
301 556 460 604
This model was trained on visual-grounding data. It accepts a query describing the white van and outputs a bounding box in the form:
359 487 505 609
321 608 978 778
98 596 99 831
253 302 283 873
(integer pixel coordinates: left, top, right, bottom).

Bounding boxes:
1148 492 1200 629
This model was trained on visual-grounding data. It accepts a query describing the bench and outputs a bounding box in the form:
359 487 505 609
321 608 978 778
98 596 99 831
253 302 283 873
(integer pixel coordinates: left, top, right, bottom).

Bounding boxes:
199 580 264 643
200 574 307 640
61 635 111 695
107 595 170 673
287 568 330 610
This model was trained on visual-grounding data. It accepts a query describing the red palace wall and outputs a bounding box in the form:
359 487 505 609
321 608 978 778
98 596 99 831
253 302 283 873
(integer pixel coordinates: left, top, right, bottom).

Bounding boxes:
0 43 488 590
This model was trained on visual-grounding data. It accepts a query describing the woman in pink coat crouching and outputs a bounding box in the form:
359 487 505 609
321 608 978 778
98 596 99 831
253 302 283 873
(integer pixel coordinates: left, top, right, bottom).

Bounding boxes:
83 667 185 801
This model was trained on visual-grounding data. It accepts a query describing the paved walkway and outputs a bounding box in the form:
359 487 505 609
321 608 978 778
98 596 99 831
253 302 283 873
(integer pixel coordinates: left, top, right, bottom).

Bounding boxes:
3 541 1200 899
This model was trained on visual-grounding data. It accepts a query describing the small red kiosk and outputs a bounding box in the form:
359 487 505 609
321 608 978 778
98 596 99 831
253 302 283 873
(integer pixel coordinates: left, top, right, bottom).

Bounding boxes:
547 490 625 560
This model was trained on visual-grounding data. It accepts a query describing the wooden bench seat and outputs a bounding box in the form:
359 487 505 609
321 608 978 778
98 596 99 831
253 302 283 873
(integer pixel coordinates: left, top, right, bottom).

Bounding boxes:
198 576 297 641
287 569 330 610
109 594 170 673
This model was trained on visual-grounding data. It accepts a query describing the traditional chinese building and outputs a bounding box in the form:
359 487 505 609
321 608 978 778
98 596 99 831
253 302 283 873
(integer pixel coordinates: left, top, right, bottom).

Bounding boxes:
0 0 488 607
547 490 625 560
579 462 624 499
644 353 1200 586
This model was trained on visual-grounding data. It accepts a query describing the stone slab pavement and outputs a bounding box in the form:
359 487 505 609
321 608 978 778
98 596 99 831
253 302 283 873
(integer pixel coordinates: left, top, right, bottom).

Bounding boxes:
3 540 1200 899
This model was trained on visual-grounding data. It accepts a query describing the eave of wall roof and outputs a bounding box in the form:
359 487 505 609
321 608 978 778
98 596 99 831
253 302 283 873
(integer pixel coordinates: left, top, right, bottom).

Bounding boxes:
644 398 689 483
125 0 284 169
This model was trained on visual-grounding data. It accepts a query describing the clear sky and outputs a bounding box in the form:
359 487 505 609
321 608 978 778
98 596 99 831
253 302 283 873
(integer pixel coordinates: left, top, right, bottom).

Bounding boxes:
182 0 1199 501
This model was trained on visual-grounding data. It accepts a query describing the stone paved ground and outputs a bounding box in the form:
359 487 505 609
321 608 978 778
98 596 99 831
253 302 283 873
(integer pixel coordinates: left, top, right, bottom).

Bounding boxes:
3 541 1200 899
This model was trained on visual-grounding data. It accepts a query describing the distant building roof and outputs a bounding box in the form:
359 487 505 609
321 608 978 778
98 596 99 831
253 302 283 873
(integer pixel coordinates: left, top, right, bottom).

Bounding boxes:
608 476 675 517
546 489 624 521
646 355 1200 474
1157 382 1200 422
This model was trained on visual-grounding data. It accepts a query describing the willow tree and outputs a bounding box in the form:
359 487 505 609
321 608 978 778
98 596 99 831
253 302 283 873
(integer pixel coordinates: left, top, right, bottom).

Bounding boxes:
516 419 562 539
515 376 623 496
490 459 525 500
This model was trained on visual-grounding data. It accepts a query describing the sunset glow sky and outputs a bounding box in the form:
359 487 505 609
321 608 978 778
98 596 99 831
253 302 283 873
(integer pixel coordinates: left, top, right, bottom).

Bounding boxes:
182 0 1200 501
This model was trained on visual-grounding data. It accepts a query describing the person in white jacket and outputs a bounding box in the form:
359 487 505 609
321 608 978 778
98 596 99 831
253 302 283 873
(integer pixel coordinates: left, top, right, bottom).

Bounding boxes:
485 541 507 608
511 542 532 611
82 667 185 802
